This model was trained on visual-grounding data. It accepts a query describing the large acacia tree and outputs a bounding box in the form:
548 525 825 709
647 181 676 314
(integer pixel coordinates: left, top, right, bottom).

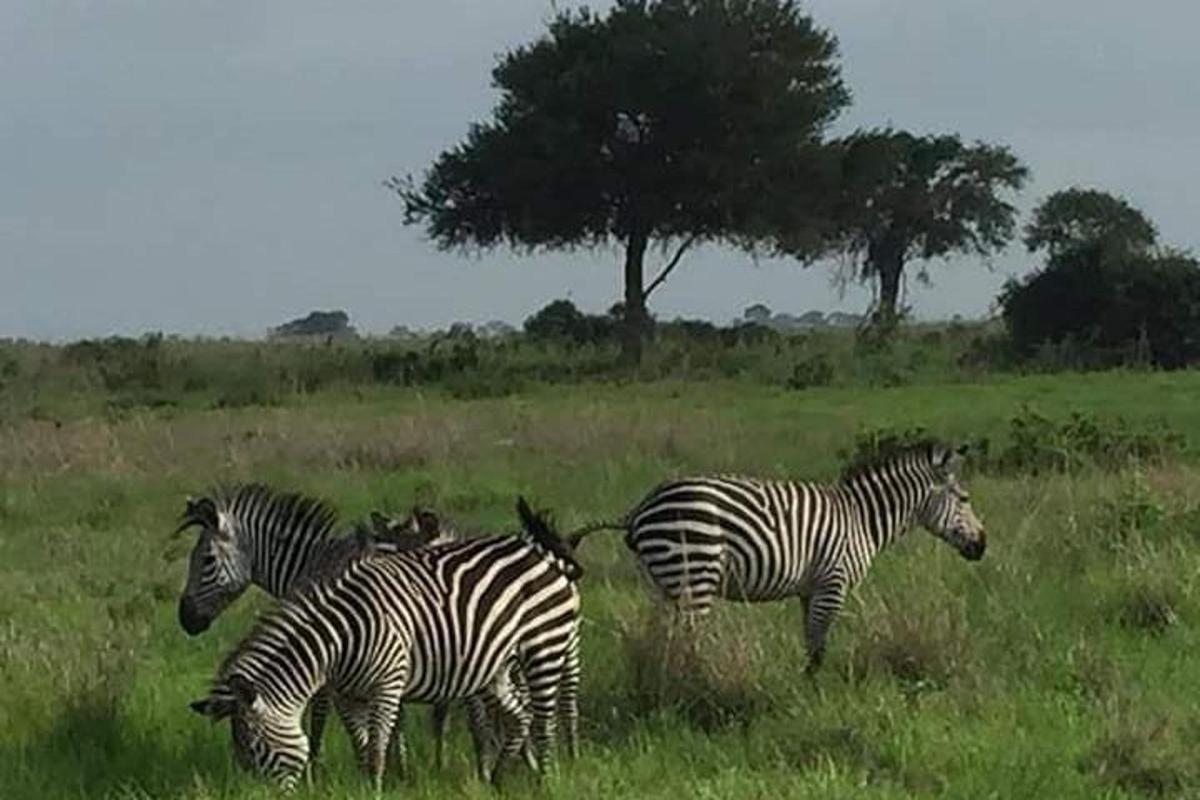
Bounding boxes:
393 0 848 364
808 129 1028 329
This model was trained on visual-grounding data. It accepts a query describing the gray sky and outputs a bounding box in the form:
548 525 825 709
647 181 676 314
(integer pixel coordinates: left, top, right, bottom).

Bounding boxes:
3 1 1197 340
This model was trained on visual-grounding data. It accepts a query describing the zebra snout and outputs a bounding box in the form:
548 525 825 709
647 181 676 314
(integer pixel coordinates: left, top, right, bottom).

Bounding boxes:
179 597 212 635
961 534 986 561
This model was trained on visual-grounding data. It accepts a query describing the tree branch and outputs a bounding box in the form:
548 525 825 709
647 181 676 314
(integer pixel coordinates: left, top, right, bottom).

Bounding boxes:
643 235 700 300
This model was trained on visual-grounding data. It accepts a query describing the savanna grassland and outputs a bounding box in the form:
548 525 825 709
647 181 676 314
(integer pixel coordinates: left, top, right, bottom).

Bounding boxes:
3 335 1200 799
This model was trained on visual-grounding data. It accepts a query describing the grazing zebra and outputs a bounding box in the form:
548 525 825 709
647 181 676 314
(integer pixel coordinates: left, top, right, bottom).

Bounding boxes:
189 497 581 792
174 486 489 774
569 441 986 672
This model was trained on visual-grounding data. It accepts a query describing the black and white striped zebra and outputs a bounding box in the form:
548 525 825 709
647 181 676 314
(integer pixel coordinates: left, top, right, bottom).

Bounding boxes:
175 486 493 774
189 498 581 791
570 442 986 672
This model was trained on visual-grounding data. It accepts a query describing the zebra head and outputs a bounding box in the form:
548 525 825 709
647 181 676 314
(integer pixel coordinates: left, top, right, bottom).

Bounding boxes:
916 444 986 561
176 494 252 635
190 674 309 790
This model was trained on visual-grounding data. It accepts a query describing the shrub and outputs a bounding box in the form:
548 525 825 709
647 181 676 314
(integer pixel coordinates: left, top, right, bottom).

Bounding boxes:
996 405 1183 475
786 352 834 390
1001 246 1200 369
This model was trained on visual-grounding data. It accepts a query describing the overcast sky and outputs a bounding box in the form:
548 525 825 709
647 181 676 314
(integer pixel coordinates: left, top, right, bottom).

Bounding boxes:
3 1 1196 340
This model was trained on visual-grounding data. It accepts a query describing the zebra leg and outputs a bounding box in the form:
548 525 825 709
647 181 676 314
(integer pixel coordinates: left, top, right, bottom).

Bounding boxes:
336 696 373 774
524 662 561 775
308 686 331 767
487 671 532 785
463 693 495 781
367 693 404 796
556 632 581 759
430 701 450 772
386 705 408 779
804 578 847 675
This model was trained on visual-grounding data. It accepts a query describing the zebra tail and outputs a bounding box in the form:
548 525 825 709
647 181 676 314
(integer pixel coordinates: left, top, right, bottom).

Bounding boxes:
566 519 628 550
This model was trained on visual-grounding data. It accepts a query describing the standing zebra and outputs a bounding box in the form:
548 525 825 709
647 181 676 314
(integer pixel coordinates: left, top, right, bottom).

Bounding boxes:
175 486 492 774
189 497 581 792
570 441 986 672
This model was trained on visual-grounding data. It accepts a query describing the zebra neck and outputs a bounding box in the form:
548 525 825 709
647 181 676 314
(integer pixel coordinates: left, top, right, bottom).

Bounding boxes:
231 610 334 716
842 472 923 553
249 529 336 598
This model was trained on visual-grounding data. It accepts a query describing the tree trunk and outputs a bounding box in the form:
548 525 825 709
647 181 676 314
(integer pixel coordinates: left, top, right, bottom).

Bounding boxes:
621 231 649 366
869 238 905 333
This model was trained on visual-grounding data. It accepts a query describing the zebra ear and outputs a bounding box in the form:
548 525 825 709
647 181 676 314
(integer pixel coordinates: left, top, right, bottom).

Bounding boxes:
227 674 261 711
190 695 235 720
943 444 967 475
515 496 536 531
415 508 440 538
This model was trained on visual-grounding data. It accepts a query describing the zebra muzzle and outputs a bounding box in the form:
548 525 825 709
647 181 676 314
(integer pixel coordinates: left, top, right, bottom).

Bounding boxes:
179 597 212 635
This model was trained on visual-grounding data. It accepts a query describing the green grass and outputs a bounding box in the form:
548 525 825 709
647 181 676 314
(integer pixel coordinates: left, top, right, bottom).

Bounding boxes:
4 369 1200 797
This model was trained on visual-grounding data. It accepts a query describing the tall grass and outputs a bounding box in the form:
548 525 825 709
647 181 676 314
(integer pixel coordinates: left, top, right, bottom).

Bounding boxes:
4 372 1200 796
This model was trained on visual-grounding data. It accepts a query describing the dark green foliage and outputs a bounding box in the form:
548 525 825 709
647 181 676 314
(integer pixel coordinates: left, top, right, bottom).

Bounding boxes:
793 129 1028 328
1024 186 1157 259
61 334 165 392
1001 247 1200 369
785 351 834 389
394 0 849 363
1002 188 1200 369
270 310 355 339
994 405 1183 475
523 299 616 345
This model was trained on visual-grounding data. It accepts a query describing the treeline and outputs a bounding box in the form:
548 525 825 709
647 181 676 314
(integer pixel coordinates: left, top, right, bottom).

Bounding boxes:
0 319 1008 420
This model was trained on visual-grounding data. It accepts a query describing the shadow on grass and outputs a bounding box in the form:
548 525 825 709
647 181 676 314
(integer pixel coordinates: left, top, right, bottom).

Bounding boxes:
0 688 233 800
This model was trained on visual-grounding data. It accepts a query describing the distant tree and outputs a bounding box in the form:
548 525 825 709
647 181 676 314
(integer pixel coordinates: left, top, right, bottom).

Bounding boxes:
1024 187 1157 260
478 320 517 339
743 303 772 325
523 299 615 345
271 310 355 339
1002 190 1200 368
796 129 1028 330
392 0 849 365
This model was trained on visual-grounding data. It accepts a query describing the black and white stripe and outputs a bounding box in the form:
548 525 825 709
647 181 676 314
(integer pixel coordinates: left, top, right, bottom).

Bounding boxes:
190 498 581 791
574 442 986 671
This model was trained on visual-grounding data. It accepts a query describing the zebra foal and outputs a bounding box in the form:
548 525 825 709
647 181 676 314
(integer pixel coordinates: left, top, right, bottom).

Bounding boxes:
189 497 581 792
571 441 986 671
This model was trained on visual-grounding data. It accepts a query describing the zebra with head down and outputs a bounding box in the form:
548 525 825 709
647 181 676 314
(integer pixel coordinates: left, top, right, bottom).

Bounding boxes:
175 485 501 775
189 497 582 792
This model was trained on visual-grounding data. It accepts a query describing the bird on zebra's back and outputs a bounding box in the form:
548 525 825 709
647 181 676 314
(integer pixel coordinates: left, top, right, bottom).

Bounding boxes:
189 496 582 792
173 485 515 777
568 440 986 673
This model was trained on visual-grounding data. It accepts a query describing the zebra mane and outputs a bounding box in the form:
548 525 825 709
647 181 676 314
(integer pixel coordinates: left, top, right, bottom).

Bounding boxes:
839 440 951 484
183 484 342 545
516 497 584 582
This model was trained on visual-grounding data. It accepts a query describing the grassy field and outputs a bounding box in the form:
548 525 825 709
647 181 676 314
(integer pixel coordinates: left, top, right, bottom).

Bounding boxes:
4 369 1200 798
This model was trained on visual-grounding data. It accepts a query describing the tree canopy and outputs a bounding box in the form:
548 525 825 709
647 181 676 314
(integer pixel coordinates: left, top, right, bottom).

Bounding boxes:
1023 186 1157 260
794 129 1028 329
393 0 849 364
1002 189 1200 368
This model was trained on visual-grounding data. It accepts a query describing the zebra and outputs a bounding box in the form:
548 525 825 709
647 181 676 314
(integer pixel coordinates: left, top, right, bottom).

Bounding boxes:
369 506 584 766
569 441 986 672
175 485 490 775
189 497 581 792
